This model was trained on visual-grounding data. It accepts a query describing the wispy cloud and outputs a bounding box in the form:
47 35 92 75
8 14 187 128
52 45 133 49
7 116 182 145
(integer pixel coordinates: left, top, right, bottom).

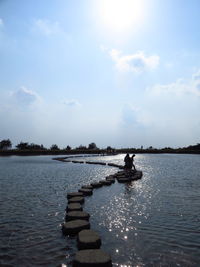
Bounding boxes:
11 86 40 105
63 99 81 107
147 69 200 97
110 49 159 73
32 19 65 36
102 47 160 73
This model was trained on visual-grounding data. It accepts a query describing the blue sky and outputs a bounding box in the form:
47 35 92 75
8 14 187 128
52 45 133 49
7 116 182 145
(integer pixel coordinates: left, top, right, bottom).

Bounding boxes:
0 0 200 148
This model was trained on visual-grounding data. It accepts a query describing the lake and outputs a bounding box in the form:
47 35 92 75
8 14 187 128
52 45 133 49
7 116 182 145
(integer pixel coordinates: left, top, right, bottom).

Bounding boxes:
0 154 200 266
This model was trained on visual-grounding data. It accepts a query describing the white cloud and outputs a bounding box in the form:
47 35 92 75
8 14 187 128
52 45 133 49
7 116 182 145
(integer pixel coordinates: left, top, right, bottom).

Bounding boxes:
11 87 40 105
63 99 81 107
148 70 200 97
108 49 159 73
32 19 64 36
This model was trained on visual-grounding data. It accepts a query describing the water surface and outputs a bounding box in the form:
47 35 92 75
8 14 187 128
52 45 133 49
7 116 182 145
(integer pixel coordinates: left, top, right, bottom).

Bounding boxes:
0 154 200 266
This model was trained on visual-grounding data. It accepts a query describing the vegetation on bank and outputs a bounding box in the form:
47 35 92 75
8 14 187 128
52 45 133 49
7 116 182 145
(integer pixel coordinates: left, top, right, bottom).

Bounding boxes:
0 139 200 155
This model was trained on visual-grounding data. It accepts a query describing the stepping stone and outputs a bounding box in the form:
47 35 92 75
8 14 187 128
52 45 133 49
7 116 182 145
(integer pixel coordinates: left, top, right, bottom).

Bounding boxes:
117 177 131 183
81 185 93 190
107 163 115 166
62 220 90 235
130 171 143 180
78 188 93 196
73 249 112 267
77 229 101 250
106 177 115 183
99 180 112 186
66 211 90 221
90 182 102 188
97 162 106 165
68 196 85 204
67 192 84 199
117 171 125 174
66 203 83 212
107 175 115 178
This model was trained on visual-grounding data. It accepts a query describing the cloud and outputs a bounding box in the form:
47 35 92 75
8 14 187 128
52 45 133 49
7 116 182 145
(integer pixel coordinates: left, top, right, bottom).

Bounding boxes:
192 69 200 81
32 19 64 36
108 49 159 73
63 99 81 107
148 69 200 97
11 87 40 105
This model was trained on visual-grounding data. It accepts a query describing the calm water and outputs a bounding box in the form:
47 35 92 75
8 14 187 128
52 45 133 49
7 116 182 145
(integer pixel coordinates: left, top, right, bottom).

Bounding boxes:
0 154 200 266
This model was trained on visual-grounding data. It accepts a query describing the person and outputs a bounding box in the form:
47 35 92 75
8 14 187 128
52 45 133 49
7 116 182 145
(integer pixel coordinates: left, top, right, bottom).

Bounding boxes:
124 153 130 170
124 153 136 171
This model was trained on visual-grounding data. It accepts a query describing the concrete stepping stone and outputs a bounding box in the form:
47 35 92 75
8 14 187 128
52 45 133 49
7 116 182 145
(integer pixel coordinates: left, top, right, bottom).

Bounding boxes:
77 229 101 250
78 188 93 196
81 185 93 190
73 249 112 267
62 219 90 235
66 211 90 221
107 175 115 179
67 192 84 199
68 196 85 204
117 177 131 183
66 203 83 212
90 182 102 188
106 177 115 183
99 180 112 186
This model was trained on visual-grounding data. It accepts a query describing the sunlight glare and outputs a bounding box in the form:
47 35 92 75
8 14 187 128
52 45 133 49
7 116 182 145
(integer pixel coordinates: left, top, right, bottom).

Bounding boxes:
98 0 145 33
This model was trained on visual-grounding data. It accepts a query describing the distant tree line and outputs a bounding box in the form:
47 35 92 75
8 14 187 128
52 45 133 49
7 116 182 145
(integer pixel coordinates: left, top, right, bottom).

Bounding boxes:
0 138 200 155
0 139 101 152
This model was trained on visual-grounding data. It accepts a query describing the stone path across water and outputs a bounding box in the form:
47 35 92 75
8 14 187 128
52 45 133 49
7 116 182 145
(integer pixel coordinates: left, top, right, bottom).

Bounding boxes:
53 156 124 169
56 156 142 266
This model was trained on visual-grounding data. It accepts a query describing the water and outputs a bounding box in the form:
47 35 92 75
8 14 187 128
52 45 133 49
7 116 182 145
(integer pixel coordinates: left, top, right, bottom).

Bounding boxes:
0 154 200 266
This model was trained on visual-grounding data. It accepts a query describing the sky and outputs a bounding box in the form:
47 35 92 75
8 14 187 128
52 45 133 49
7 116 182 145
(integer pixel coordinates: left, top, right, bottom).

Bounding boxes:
0 0 200 149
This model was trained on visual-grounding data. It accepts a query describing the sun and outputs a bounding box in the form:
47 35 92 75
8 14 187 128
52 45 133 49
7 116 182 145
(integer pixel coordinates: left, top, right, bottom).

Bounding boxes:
97 0 145 33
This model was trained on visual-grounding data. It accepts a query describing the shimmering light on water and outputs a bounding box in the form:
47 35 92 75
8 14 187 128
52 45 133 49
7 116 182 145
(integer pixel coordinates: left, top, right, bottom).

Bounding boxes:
0 154 200 266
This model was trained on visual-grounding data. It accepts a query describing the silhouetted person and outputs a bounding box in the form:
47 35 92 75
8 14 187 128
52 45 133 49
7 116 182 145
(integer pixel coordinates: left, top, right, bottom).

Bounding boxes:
124 153 136 171
124 153 131 170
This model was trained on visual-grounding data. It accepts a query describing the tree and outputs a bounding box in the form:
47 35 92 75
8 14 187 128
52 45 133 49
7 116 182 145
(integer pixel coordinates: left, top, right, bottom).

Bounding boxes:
28 143 46 150
16 142 29 150
65 145 71 150
76 145 87 150
0 139 12 150
50 144 60 150
88 142 98 150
